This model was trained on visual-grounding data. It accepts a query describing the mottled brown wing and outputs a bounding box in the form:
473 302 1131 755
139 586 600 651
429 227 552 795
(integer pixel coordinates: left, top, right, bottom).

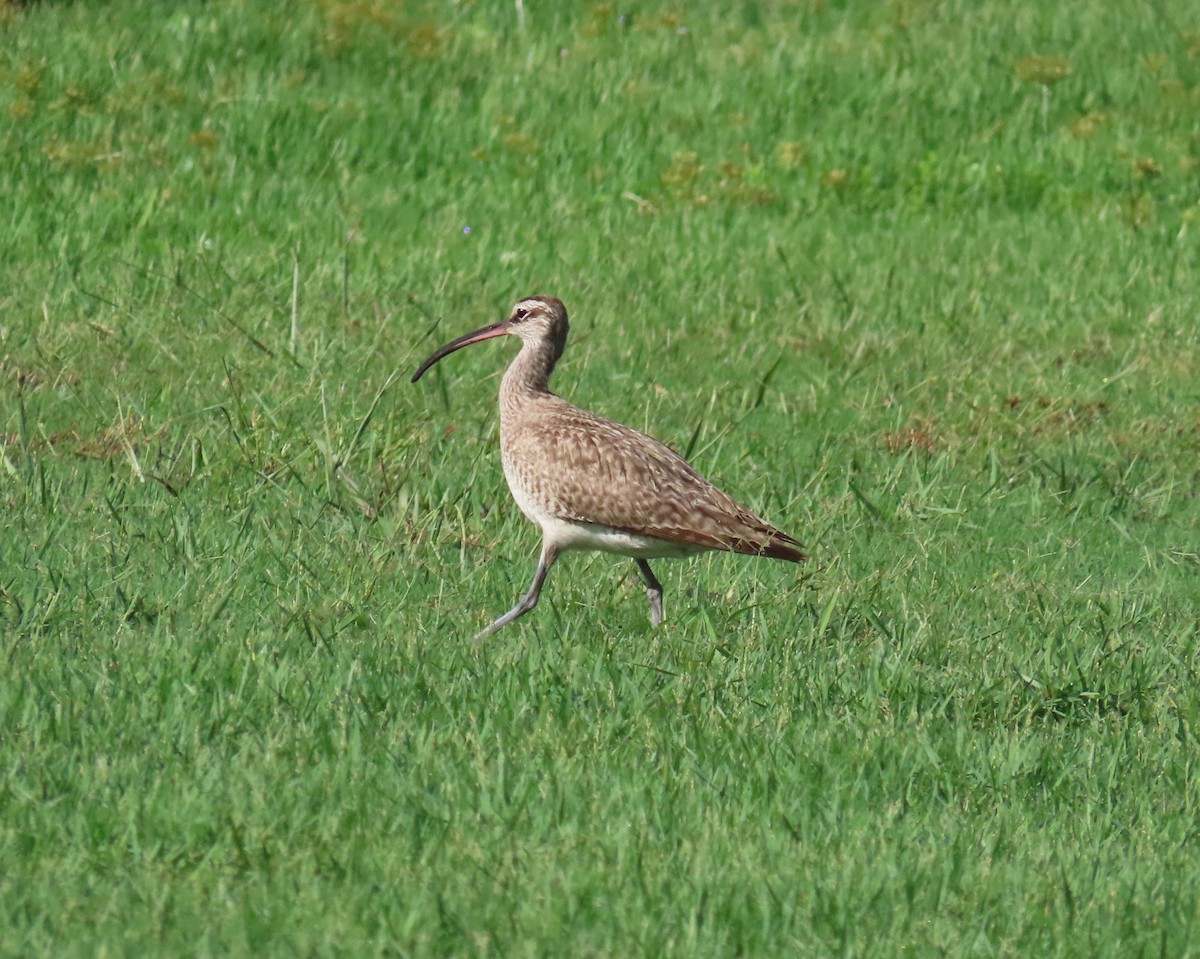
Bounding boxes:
503 399 806 561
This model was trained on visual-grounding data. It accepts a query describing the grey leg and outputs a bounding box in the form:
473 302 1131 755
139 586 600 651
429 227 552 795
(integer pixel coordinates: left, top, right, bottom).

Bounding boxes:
635 559 665 627
475 544 559 642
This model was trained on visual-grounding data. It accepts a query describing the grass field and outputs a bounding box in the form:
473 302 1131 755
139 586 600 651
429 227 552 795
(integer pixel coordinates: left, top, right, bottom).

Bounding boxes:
3 0 1200 955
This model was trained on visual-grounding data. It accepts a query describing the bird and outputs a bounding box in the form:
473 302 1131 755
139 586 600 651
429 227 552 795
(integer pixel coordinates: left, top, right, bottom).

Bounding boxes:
411 295 805 640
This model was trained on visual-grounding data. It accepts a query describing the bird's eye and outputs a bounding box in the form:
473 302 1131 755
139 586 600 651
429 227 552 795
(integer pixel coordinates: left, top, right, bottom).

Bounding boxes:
514 308 529 321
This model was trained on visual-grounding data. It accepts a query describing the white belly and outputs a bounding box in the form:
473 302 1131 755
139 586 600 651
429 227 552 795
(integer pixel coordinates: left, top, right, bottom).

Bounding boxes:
538 515 700 558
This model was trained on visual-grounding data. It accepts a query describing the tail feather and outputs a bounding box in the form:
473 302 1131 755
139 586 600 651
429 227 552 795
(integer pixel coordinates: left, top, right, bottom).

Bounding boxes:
753 535 807 563
731 529 807 563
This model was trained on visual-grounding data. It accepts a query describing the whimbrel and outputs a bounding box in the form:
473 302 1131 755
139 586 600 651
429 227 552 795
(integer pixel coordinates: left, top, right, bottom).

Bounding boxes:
412 295 805 640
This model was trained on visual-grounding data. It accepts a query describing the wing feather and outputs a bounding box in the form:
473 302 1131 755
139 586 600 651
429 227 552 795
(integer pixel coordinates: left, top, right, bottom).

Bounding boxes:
502 397 805 562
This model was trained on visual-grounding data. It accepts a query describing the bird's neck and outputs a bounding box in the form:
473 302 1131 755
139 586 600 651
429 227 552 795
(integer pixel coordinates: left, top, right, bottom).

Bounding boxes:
501 338 559 404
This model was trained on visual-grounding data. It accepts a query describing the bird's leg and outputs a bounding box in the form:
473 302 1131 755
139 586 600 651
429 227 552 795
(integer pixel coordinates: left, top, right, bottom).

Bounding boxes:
475 544 559 643
635 559 665 627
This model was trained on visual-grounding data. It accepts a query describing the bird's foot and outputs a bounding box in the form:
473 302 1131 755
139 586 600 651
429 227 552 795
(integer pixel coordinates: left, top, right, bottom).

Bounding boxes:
647 588 664 627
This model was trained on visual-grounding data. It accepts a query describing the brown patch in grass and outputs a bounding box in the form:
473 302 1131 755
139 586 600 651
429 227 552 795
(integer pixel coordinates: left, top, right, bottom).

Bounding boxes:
1029 397 1109 437
3 415 168 461
74 414 168 460
3 357 81 391
883 418 940 454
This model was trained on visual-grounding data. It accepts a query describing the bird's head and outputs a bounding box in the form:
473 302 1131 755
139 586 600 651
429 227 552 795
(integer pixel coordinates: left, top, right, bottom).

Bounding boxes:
411 295 569 382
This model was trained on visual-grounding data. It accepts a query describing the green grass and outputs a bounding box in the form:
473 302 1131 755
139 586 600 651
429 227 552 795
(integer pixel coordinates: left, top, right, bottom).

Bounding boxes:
3 0 1200 955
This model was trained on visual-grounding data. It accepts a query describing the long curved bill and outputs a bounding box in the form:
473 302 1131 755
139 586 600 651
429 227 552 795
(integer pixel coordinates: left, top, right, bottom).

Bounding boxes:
411 319 511 383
